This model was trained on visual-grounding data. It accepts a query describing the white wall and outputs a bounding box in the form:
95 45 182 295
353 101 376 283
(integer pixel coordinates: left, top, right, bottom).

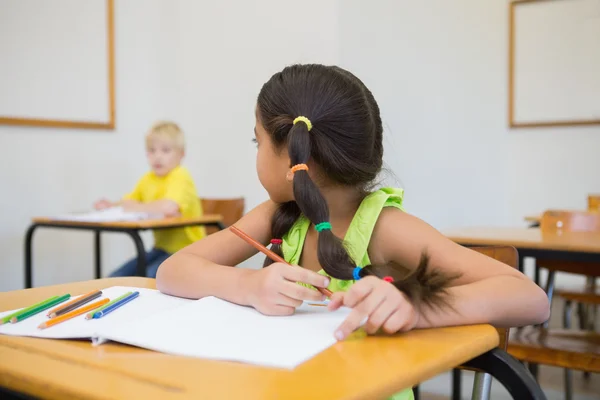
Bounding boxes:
338 0 600 286
0 0 339 291
1 0 598 291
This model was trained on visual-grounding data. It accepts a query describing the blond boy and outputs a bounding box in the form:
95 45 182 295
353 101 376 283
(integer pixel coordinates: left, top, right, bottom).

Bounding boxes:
95 121 205 277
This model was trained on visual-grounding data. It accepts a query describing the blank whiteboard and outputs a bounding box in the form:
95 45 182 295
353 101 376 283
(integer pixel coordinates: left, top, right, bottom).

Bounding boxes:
0 0 115 130
509 0 600 128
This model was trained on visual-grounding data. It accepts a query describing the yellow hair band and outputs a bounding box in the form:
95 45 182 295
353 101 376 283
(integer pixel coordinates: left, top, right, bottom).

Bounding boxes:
293 116 312 131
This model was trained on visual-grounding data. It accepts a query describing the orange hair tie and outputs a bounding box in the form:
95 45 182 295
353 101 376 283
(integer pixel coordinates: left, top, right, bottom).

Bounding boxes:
290 164 309 174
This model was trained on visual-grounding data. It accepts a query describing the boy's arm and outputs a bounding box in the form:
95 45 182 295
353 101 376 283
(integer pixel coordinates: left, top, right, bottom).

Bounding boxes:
122 199 180 216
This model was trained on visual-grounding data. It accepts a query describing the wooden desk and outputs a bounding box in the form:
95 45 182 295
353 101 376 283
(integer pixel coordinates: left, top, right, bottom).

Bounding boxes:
0 278 542 400
24 215 224 288
443 227 600 282
443 227 600 254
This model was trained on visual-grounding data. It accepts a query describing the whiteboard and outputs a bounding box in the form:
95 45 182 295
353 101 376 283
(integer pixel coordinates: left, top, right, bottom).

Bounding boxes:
0 0 115 129
509 0 600 127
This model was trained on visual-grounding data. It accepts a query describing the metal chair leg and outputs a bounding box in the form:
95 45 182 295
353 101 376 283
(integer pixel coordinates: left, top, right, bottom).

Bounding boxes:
462 348 547 400
471 372 493 400
564 368 573 400
452 369 462 400
563 300 572 328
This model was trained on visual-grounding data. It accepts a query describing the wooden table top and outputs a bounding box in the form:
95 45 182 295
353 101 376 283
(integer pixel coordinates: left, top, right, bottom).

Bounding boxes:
31 214 223 229
0 278 499 400
443 227 600 253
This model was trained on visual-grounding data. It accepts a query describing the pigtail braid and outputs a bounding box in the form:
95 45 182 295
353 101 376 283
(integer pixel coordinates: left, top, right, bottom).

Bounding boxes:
263 201 301 267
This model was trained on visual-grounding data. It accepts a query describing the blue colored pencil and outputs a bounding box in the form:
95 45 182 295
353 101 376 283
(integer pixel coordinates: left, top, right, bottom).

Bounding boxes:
92 291 139 319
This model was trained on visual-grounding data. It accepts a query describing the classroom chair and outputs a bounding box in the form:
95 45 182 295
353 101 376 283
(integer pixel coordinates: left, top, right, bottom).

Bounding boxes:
508 210 600 400
587 194 600 212
541 210 599 334
411 246 525 400
200 197 245 235
445 246 520 400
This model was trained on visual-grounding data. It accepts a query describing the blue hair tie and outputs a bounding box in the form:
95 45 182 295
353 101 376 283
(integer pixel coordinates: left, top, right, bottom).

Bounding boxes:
353 266 362 281
315 222 332 232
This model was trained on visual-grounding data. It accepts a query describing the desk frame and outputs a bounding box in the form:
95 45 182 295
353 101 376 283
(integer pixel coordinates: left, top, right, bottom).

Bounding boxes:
24 220 225 288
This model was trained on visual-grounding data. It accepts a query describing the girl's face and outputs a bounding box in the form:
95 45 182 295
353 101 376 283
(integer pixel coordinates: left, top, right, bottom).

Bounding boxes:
254 115 294 204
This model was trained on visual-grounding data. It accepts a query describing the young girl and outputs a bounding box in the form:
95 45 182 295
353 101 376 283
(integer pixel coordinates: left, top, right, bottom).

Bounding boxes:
156 64 549 400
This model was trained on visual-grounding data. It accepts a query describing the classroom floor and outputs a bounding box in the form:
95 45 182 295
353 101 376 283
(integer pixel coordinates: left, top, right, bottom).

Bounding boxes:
419 298 599 399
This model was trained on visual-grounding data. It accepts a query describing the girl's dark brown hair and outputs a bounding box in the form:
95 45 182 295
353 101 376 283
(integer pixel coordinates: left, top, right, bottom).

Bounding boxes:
257 64 456 310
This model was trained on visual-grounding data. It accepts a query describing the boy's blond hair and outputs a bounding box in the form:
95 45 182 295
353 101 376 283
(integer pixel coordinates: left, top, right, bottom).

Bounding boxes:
146 121 185 151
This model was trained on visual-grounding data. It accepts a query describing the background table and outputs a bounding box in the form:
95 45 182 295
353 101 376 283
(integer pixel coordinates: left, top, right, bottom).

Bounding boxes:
24 215 224 288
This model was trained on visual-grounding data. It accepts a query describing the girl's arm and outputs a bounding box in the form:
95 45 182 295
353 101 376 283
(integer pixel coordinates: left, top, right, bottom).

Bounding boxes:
156 200 328 311
373 209 549 328
156 200 277 300
330 208 550 338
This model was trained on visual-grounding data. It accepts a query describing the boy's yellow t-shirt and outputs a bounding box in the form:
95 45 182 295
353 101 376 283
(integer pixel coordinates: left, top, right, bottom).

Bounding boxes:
123 166 205 254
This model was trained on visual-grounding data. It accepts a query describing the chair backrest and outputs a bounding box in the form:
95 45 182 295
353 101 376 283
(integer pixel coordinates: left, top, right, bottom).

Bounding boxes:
200 197 245 234
538 210 600 278
588 194 600 212
468 246 518 350
540 210 600 232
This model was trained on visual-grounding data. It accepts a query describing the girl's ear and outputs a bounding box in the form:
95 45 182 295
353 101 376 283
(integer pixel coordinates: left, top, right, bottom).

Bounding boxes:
286 170 294 183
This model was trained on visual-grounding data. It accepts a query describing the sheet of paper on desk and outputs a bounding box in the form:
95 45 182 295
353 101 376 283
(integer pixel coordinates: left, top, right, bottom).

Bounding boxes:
0 287 193 339
52 207 162 222
92 296 353 369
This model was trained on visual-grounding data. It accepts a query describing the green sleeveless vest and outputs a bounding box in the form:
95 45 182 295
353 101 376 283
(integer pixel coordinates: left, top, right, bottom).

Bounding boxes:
281 187 414 400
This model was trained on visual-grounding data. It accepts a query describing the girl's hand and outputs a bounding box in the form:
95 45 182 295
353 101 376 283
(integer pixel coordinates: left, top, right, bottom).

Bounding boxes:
244 263 330 316
327 276 420 340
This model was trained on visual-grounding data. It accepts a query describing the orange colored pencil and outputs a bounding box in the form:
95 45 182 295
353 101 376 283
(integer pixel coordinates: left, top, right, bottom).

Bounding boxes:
47 290 102 318
38 298 110 329
229 225 333 298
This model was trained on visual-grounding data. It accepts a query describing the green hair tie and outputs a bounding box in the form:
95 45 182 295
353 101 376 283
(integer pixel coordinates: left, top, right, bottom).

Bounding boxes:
315 222 332 232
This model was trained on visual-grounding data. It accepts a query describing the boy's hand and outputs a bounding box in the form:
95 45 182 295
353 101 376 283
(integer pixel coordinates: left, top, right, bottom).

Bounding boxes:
94 199 113 210
244 263 330 316
327 276 420 340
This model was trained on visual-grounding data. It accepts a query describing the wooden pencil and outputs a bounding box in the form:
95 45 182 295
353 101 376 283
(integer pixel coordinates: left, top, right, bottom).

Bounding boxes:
85 291 132 319
229 225 333 298
1 295 60 325
38 298 110 329
47 290 102 318
10 295 71 324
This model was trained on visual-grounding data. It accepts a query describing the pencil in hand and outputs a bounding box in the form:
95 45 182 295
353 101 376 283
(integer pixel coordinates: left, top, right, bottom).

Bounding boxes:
229 225 333 298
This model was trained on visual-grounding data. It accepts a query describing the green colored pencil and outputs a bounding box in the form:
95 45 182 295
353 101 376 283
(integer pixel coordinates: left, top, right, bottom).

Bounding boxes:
0 295 60 325
10 294 71 323
85 291 132 319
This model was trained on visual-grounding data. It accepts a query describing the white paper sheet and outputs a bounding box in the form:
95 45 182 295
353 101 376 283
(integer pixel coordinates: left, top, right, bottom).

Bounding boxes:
93 296 353 369
1 287 354 369
51 207 162 222
0 287 193 339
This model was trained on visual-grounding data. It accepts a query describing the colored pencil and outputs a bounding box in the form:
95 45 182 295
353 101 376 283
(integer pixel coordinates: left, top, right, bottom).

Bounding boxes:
0 295 60 325
229 225 333 298
92 291 139 319
10 294 71 324
85 291 133 319
48 290 103 318
38 298 110 329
